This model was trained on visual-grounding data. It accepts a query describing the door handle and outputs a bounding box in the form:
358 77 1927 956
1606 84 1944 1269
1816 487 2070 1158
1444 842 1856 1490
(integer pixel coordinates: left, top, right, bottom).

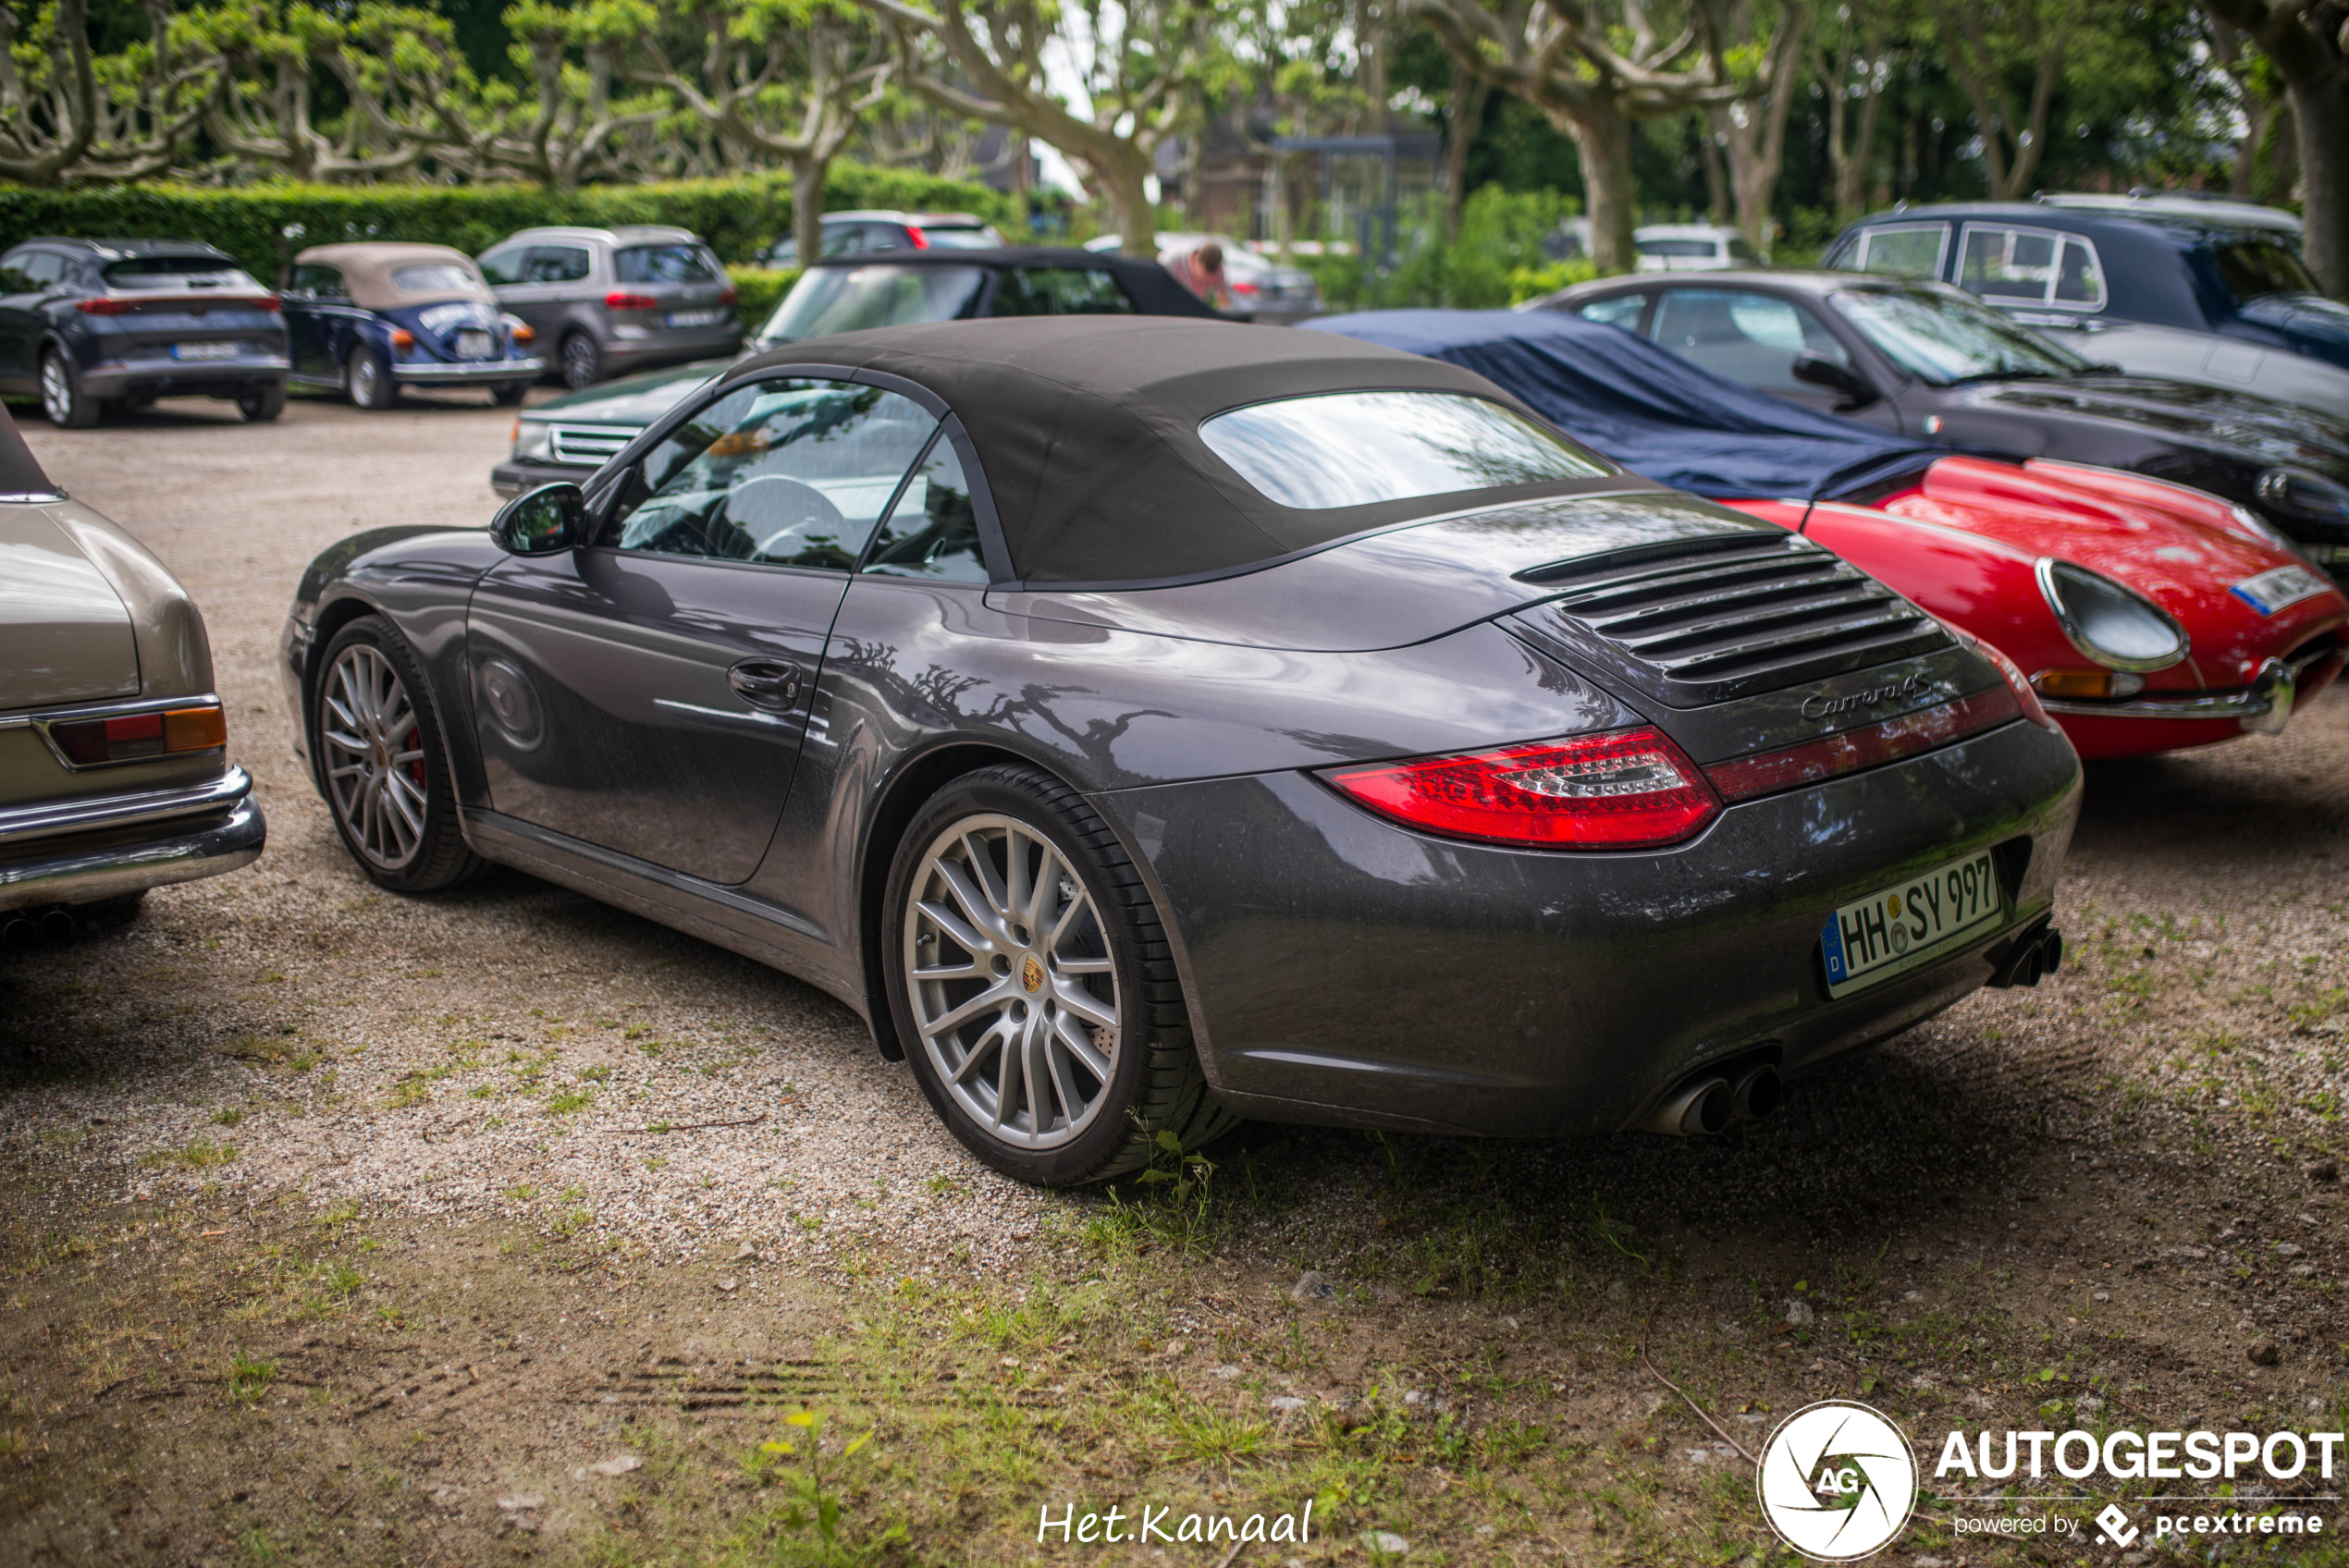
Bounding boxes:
727 658 801 712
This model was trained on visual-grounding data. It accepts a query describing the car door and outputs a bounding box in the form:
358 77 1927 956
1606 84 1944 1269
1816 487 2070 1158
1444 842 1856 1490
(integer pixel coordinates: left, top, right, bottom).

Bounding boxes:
280 263 345 379
499 244 591 340
1644 286 1868 416
464 374 943 885
0 250 65 387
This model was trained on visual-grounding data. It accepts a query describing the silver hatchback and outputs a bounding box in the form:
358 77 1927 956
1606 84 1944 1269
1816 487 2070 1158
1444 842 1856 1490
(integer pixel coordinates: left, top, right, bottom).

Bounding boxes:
477 226 743 388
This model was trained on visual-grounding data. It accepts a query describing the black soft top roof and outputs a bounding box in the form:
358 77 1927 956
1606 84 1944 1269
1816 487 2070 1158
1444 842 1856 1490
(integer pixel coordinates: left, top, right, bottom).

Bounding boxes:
722 316 1630 585
0 402 55 495
804 245 1218 322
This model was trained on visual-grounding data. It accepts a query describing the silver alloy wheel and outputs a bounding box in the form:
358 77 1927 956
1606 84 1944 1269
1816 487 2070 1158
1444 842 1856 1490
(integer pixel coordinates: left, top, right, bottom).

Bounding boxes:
321 643 428 870
904 814 1120 1149
40 353 72 424
349 353 383 407
560 336 597 387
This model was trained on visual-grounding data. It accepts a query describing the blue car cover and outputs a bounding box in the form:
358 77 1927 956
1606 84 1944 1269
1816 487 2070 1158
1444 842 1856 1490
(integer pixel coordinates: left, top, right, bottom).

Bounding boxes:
1306 308 1949 502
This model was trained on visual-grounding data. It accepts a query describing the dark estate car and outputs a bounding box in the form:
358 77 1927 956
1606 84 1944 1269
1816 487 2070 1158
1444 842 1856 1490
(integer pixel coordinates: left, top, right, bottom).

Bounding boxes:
289 316 2078 1186
477 225 742 388
491 247 1216 497
283 243 542 409
1535 271 2349 568
0 237 289 427
1825 202 2349 419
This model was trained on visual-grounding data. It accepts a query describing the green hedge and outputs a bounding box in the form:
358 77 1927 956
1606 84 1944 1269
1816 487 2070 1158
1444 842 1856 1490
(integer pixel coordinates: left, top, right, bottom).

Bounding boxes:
0 165 1015 278
724 265 800 333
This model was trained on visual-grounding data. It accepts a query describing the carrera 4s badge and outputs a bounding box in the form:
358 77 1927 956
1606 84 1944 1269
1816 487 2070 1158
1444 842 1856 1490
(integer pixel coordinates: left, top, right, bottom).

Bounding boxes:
1802 669 1946 723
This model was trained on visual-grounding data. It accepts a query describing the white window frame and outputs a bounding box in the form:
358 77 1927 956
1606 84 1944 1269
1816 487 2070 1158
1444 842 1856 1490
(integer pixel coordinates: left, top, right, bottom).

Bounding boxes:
1851 222 1950 280
1956 223 2108 312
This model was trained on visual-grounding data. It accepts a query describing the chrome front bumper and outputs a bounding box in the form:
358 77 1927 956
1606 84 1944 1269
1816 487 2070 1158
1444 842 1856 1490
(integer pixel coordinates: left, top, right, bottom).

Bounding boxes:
0 767 264 911
2039 652 2320 732
394 358 543 384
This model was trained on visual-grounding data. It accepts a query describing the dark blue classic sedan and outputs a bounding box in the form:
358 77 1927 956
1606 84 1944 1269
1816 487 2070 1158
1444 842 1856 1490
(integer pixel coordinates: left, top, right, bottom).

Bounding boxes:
1826 201 2349 420
282 243 540 410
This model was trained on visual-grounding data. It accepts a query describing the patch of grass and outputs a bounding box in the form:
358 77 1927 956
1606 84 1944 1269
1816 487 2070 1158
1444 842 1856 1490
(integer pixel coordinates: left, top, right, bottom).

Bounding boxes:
547 1088 596 1116
145 1138 238 1170
384 1074 433 1110
210 1109 244 1128
227 1353 277 1404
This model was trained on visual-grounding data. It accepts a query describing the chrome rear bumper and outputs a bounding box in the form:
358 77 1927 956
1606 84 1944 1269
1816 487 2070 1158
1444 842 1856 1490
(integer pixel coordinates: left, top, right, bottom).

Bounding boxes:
0 767 264 911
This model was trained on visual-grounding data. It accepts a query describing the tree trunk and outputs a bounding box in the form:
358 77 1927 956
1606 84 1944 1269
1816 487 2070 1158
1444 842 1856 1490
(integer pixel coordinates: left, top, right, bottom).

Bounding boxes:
1088 143 1158 257
790 148 824 264
1559 109 1636 275
2293 74 2349 295
1442 63 1487 240
1699 116 1729 224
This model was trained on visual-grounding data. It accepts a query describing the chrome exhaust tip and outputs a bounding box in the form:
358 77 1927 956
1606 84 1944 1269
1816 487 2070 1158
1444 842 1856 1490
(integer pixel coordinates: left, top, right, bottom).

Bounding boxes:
1642 1076 1732 1137
1729 1064 1782 1121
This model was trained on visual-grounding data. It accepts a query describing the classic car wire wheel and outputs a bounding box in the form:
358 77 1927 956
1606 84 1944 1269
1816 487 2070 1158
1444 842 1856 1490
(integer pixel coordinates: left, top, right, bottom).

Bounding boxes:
321 644 430 871
904 814 1120 1150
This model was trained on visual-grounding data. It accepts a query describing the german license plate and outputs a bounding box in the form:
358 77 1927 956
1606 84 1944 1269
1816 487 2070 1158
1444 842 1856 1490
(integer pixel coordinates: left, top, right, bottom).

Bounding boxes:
455 329 495 359
172 341 237 361
666 308 724 329
2231 564 2331 617
1819 848 2004 997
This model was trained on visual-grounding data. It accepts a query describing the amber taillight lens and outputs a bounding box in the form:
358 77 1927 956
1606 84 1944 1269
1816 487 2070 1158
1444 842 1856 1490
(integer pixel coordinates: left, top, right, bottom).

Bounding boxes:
50 703 228 766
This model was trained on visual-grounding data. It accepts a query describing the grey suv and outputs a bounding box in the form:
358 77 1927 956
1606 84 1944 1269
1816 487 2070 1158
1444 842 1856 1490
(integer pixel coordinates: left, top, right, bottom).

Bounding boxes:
477 226 742 388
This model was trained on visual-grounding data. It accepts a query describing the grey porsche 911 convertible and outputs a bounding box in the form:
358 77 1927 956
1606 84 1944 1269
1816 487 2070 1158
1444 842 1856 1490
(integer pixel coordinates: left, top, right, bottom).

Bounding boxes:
280 316 2081 1185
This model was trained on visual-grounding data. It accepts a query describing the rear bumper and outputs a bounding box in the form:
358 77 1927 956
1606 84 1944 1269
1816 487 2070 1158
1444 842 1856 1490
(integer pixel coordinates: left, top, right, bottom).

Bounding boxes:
1104 716 2082 1137
0 766 264 911
82 353 289 399
394 358 542 386
491 459 600 498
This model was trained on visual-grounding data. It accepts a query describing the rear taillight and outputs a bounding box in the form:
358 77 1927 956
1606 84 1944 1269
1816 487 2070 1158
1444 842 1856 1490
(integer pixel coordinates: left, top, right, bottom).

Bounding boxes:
389 328 415 351
1324 727 1720 849
77 298 134 315
49 703 228 766
605 291 658 311
510 323 535 344
246 296 281 312
904 227 930 250
1702 689 2022 803
719 286 738 306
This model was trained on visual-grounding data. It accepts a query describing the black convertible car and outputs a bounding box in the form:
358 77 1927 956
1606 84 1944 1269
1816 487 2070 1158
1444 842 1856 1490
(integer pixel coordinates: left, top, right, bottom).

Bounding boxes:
1534 272 2349 568
283 318 2079 1185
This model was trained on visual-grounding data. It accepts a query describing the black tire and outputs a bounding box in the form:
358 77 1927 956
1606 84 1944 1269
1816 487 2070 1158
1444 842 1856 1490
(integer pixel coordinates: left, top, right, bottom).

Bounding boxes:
39 348 99 428
491 380 530 407
345 346 397 410
881 764 1236 1186
236 380 287 422
558 332 601 389
312 616 485 893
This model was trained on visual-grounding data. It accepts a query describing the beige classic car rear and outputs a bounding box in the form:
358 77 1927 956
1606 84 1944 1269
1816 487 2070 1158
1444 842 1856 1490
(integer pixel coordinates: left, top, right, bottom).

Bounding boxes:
0 406 262 934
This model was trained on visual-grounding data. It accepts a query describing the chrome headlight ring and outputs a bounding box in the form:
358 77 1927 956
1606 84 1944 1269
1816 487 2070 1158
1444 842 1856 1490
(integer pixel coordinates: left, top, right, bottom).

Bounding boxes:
2034 557 2189 673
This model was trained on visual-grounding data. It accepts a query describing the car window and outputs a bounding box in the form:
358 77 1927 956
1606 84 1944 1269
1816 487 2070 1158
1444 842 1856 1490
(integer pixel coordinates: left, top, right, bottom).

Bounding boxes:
522 246 591 284
1849 223 1949 279
863 435 988 582
612 378 940 570
103 254 251 288
1834 286 2090 384
289 263 349 300
477 246 525 286
1637 239 1719 259
390 263 481 293
615 244 719 284
1647 288 1851 390
1958 225 2105 310
760 264 988 342
990 267 1136 316
919 226 1003 250
1575 293 1648 330
2212 239 2320 302
1200 391 1612 510
18 252 65 287
0 254 42 293
818 225 861 259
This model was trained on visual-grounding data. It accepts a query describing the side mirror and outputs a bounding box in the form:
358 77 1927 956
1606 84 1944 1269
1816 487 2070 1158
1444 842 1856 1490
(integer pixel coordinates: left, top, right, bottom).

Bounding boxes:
490 483 586 555
1791 350 1878 408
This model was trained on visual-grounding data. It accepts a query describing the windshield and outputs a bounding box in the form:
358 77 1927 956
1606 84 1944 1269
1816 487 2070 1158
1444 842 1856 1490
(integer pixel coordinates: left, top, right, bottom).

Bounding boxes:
1638 239 1719 259
2213 239 2320 303
760 264 988 343
1199 391 1613 510
390 263 483 294
1833 286 2089 384
103 256 255 289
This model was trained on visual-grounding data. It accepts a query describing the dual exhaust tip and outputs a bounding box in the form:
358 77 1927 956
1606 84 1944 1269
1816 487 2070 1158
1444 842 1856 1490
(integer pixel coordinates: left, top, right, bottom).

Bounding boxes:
2 907 85 949
1987 922 2064 989
1642 1062 1780 1138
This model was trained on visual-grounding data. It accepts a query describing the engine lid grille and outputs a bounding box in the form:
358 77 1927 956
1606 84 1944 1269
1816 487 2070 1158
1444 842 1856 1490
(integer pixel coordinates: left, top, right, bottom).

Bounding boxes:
1509 532 1948 705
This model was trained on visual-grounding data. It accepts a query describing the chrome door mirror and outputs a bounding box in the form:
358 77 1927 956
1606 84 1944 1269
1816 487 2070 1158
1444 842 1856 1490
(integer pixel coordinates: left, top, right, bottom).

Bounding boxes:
490 483 585 555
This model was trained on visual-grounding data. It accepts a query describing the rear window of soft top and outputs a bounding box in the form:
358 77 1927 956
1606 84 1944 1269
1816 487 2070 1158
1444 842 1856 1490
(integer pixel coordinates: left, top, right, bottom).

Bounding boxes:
1199 390 1614 510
